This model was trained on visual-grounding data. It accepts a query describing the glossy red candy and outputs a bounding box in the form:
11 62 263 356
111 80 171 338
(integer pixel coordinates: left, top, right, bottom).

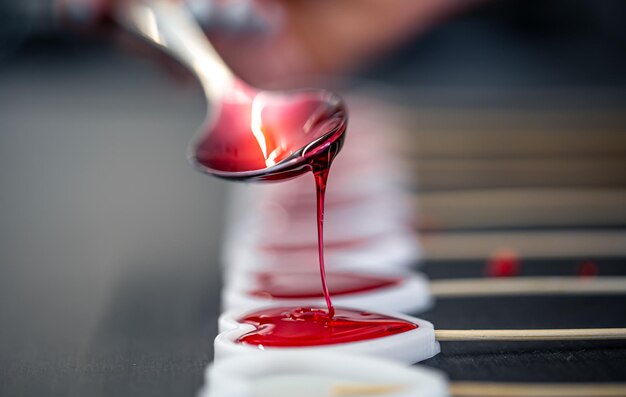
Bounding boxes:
236 306 417 347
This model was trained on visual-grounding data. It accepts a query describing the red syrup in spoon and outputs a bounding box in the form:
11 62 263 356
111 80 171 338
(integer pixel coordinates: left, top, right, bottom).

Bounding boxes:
250 271 401 299
190 87 347 181
236 306 417 348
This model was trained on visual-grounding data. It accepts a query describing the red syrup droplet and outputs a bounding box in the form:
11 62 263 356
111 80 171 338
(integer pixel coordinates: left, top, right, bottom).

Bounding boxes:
577 261 599 277
236 307 417 348
191 88 347 315
250 271 402 299
314 167 334 316
485 248 521 277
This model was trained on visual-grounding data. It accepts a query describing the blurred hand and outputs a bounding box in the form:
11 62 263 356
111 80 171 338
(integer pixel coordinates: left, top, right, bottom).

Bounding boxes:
58 0 477 87
208 0 475 87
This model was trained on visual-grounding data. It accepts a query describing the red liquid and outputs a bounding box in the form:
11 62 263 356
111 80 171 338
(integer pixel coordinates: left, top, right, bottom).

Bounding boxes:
191 88 346 182
314 168 334 315
485 249 521 277
250 271 401 299
191 88 347 314
236 307 417 347
577 261 599 277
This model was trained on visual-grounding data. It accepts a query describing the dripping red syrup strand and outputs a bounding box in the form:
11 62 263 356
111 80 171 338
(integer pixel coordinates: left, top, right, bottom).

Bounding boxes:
306 123 345 318
313 166 334 316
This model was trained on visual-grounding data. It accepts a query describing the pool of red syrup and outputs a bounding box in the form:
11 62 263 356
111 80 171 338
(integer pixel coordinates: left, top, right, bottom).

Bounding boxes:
236 307 417 347
250 271 401 299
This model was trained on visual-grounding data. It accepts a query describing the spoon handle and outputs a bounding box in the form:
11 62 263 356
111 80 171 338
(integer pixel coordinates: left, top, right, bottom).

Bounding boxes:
115 0 236 101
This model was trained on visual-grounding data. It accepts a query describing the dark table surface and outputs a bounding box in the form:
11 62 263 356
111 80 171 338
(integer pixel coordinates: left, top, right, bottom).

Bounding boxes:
420 260 626 383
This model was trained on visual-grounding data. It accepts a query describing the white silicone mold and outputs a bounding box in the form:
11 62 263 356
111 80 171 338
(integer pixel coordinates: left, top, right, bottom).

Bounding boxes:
223 231 422 283
201 351 449 397
222 269 433 314
215 308 440 364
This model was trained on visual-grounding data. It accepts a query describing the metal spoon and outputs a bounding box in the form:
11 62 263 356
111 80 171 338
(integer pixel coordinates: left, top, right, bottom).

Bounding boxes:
116 0 347 182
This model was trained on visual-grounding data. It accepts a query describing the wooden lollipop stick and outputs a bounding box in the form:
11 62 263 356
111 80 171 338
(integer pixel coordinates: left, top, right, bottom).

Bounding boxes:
332 382 626 397
404 157 626 192
333 384 406 396
435 328 626 342
394 105 626 160
449 382 626 397
430 277 626 298
420 230 626 260
414 188 626 230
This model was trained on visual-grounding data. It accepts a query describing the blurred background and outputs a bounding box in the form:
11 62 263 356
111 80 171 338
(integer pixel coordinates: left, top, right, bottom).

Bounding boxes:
1 0 626 396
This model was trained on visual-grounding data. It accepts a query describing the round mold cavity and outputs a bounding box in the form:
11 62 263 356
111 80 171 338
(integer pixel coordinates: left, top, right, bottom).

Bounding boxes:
215 307 440 365
201 351 449 397
222 269 433 314
223 231 422 283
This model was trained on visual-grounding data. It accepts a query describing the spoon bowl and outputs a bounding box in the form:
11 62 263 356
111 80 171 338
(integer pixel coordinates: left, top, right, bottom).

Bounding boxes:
189 87 347 182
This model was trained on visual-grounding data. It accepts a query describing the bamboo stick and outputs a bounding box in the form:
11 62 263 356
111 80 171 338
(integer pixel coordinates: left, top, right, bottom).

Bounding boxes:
395 106 626 159
333 384 406 396
450 382 626 397
430 277 626 298
408 157 626 190
435 328 626 342
333 382 626 397
420 230 626 260
415 188 626 230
